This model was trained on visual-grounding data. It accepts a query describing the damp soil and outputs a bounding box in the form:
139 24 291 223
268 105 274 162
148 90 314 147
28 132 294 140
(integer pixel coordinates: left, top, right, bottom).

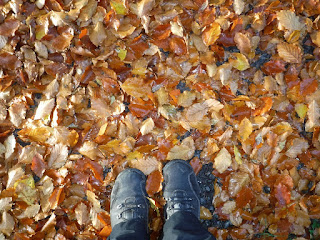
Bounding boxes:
197 163 233 230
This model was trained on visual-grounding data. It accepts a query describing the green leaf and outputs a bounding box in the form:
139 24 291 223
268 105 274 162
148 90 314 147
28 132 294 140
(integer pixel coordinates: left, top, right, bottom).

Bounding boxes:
116 47 127 61
111 0 127 15
147 197 160 217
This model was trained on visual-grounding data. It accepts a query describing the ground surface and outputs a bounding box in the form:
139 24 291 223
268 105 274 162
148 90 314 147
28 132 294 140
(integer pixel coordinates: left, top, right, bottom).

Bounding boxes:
0 0 320 239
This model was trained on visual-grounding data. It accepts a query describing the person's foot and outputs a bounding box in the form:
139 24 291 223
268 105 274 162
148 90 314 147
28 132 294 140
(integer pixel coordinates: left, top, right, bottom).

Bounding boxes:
163 160 201 220
110 168 149 228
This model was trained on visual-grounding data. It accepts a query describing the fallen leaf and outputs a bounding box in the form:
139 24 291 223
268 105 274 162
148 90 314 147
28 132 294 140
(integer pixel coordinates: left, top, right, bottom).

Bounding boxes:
214 147 231 173
200 206 213 220
277 10 304 31
146 170 163 196
305 100 320 132
140 117 155 135
47 143 68 169
233 0 245 15
75 202 90 225
230 53 250 71
0 212 14 236
277 43 302 63
167 137 195 160
239 117 253 141
121 78 151 98
286 138 309 158
202 22 221 46
128 156 161 175
234 32 251 55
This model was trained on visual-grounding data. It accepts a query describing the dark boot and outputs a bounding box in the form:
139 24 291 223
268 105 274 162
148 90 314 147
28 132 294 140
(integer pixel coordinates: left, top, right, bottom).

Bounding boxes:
110 168 149 228
163 160 201 220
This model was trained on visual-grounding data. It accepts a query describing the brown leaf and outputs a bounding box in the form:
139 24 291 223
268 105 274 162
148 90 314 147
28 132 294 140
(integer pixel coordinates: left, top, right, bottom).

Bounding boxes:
146 170 163 196
305 100 320 132
31 153 46 178
0 19 20 37
0 52 22 70
234 32 251 55
47 143 68 169
277 43 302 63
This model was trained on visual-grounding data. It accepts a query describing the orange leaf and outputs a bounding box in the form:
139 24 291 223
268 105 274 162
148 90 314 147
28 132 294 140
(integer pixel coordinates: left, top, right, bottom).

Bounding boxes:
99 225 112 237
202 22 221 46
31 153 46 178
146 170 163 196
275 183 291 206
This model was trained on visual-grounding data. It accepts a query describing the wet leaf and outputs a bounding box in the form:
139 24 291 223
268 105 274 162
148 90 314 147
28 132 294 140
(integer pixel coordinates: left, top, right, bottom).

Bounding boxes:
146 170 163 196
202 22 221 46
200 206 213 220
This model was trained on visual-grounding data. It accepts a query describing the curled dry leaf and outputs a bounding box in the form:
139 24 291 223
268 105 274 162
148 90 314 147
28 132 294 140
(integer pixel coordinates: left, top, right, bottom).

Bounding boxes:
167 136 195 160
0 212 14 236
277 43 302 63
214 147 231 173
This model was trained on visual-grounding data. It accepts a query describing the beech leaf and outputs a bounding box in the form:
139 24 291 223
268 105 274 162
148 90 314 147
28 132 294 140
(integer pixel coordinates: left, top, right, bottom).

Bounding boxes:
239 117 253 141
214 147 231 173
277 43 302 63
167 137 195 160
202 22 221 46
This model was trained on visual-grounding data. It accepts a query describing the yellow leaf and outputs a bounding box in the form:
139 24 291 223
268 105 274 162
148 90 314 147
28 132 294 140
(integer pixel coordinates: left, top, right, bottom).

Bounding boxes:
202 22 221 46
239 117 252 141
18 127 52 143
214 147 231 173
230 53 250 71
200 206 212 220
295 103 308 119
277 43 301 63
277 10 304 31
116 47 127 61
234 145 242 164
311 31 320 47
128 156 161 175
127 151 143 161
167 137 195 160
